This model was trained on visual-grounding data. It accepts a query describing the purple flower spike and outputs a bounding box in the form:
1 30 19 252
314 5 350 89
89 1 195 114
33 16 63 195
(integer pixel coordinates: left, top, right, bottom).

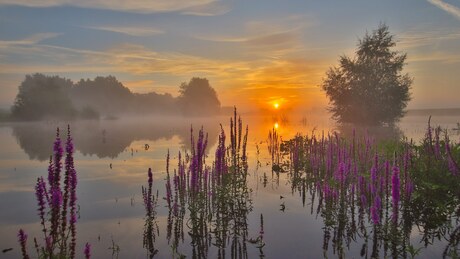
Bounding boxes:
51 188 63 208
360 194 367 207
445 139 460 176
371 196 381 225
371 206 379 225
52 128 63 189
18 229 29 259
47 157 54 192
148 168 153 185
35 177 47 234
84 242 91 259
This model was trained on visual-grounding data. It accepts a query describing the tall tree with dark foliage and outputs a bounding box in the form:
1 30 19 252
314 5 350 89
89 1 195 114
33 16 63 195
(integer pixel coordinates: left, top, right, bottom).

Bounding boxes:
322 24 412 125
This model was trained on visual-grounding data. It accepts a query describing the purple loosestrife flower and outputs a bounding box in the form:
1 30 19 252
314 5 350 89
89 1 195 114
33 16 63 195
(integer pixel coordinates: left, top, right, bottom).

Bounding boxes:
371 206 379 225
361 194 367 208
165 150 173 208
392 166 400 223
69 168 77 212
445 139 460 176
20 126 87 258
51 188 63 209
165 177 172 209
148 168 153 185
143 168 153 214
52 128 63 190
84 242 91 259
323 182 331 200
18 229 29 259
69 167 78 259
371 166 377 183
434 127 441 159
358 176 365 195
50 187 62 239
61 126 75 244
370 166 377 195
173 200 179 217
425 119 433 153
47 157 54 194
335 162 346 184
35 177 47 236
214 127 226 183
371 196 381 225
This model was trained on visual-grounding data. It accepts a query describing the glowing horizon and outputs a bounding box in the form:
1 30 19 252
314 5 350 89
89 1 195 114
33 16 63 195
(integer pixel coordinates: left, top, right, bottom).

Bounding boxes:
1 1 460 111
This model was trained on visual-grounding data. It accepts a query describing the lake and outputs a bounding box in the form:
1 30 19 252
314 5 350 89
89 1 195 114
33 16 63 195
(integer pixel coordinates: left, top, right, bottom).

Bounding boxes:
1 110 459 258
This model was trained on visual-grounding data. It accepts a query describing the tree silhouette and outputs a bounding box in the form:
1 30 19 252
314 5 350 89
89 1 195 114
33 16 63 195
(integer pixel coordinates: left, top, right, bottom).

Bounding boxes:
322 24 412 125
177 77 221 116
10 74 220 120
71 76 178 116
71 76 133 115
11 74 76 120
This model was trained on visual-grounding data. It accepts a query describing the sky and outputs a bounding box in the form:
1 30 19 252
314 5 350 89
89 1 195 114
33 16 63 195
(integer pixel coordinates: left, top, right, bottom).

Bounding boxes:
1 0 460 112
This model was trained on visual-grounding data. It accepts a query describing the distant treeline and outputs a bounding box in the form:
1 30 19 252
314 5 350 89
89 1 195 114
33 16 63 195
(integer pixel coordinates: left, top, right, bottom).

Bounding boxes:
8 74 221 121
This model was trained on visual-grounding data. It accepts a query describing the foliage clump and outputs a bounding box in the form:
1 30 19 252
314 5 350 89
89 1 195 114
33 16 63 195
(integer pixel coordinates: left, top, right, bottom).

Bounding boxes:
322 24 412 125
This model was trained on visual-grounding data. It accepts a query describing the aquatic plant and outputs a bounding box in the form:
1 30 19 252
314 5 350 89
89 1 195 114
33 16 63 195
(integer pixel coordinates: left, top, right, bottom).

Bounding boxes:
17 126 89 259
142 168 159 258
164 107 252 258
276 119 460 258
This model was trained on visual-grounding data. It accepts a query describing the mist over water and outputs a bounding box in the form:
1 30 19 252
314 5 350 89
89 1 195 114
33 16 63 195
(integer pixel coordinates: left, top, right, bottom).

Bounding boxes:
0 110 459 258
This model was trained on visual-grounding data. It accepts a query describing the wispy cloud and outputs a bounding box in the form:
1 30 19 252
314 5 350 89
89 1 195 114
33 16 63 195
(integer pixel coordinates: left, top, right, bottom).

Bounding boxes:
0 32 60 47
408 51 460 63
0 31 327 109
397 27 460 64
105 43 251 76
84 26 164 37
427 0 460 20
194 15 316 59
398 29 460 49
0 0 230 15
195 29 299 46
181 1 231 16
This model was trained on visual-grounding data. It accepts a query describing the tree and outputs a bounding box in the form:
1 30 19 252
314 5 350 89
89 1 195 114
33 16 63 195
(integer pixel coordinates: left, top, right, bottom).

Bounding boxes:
11 74 76 120
322 24 412 125
177 77 221 116
71 76 134 115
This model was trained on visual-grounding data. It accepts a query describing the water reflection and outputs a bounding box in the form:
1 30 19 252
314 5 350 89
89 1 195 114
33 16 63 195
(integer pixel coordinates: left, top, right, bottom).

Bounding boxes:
335 123 405 143
2 111 460 258
11 117 221 161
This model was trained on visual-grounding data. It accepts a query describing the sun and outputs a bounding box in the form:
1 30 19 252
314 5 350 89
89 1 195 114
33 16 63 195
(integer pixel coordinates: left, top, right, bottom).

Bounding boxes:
273 103 279 109
274 122 279 129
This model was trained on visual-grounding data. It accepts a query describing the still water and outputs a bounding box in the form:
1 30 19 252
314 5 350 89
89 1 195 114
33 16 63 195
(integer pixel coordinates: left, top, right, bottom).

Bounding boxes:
0 111 459 258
